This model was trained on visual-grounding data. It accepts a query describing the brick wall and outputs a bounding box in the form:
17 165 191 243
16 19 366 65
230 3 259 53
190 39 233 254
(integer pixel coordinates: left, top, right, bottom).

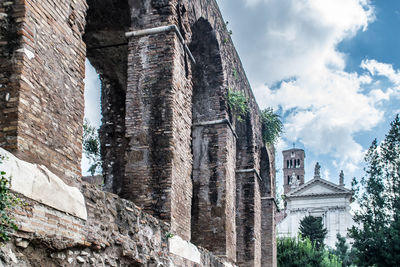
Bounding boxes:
123 0 194 241
0 0 87 184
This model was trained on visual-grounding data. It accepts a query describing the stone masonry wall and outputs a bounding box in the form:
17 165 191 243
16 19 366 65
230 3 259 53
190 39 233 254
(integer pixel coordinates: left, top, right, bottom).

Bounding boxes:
2 182 230 267
0 0 87 184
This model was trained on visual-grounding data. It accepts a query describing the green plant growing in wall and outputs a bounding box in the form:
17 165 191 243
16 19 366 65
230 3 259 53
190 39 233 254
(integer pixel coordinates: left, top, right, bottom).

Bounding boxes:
228 88 249 122
232 68 239 81
261 108 283 145
165 232 174 239
83 119 102 176
0 155 19 243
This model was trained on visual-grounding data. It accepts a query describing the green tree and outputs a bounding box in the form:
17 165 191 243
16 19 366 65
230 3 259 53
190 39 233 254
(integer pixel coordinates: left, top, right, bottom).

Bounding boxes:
333 233 356 267
349 114 400 266
83 119 102 176
277 236 341 267
299 215 328 249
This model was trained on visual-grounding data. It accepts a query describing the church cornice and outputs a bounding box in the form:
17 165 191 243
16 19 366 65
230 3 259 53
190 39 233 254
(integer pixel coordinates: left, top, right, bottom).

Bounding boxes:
286 191 353 200
285 176 353 198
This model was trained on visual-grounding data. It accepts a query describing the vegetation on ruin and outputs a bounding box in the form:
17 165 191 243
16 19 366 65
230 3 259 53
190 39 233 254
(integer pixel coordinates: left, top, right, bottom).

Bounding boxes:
299 215 328 249
277 236 341 267
349 114 400 266
261 108 283 145
83 119 102 176
0 155 19 243
227 88 249 122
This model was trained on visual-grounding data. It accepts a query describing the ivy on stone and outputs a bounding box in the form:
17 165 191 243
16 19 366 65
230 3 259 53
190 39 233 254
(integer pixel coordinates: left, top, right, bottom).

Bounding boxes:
227 88 249 122
0 154 19 243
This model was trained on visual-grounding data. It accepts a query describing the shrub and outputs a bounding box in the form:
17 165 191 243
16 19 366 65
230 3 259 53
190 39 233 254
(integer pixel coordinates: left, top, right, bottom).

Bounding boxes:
261 108 283 145
0 154 19 243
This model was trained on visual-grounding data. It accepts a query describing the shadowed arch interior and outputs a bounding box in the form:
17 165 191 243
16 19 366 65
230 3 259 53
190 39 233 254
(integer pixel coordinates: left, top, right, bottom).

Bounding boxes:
83 0 131 194
190 17 232 255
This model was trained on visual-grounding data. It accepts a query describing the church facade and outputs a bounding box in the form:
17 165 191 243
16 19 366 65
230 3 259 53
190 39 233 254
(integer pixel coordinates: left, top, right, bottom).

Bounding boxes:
277 148 354 247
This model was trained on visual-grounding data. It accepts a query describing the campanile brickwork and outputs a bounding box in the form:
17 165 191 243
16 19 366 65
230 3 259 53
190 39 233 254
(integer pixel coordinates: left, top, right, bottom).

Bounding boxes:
283 148 305 194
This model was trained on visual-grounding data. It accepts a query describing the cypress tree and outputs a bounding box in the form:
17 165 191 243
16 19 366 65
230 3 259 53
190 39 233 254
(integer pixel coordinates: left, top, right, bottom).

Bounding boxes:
299 215 328 249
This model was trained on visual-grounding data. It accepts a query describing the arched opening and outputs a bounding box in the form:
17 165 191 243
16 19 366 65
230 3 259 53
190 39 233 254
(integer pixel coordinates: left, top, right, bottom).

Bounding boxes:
260 146 277 265
190 17 235 257
83 0 131 193
260 147 271 196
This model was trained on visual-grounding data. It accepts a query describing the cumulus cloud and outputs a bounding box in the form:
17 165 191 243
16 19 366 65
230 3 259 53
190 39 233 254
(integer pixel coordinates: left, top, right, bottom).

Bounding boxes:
217 0 391 176
229 0 375 84
361 59 400 85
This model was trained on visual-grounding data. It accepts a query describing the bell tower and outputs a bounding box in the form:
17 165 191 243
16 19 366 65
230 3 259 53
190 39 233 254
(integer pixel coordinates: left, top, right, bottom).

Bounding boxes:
282 148 305 194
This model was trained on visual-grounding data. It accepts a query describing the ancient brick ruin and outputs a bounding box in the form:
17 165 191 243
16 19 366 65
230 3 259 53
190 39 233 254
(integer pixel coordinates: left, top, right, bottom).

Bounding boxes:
0 0 277 266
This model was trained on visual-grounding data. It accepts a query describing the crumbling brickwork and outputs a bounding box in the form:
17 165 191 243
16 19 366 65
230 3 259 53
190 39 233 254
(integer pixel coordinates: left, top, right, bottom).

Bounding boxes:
0 0 278 266
3 183 229 266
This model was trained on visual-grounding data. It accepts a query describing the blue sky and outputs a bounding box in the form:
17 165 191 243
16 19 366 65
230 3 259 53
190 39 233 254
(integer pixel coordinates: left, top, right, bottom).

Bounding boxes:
84 0 400 191
216 0 400 191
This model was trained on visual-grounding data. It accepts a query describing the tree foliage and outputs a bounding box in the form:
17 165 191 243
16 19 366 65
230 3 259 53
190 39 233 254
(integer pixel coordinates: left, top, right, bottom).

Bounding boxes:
299 215 328 249
277 236 341 267
333 233 356 267
261 107 283 145
83 119 102 176
349 114 400 266
0 154 19 243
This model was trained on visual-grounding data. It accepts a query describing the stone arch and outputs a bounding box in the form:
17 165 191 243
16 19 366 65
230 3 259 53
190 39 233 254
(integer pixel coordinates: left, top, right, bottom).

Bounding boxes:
83 0 132 194
190 17 225 122
260 146 277 267
260 147 271 195
190 17 236 260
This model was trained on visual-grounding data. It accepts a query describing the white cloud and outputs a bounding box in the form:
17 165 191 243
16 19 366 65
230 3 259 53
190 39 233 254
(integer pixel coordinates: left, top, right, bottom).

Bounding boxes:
232 0 375 84
223 0 385 176
361 59 400 86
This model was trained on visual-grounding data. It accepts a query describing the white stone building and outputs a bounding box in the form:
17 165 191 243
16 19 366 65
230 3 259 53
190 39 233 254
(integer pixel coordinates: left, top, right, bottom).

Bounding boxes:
277 148 354 248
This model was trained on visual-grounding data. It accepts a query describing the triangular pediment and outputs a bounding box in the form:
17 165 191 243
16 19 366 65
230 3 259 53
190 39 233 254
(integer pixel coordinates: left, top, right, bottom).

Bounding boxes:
296 183 337 195
286 178 352 197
